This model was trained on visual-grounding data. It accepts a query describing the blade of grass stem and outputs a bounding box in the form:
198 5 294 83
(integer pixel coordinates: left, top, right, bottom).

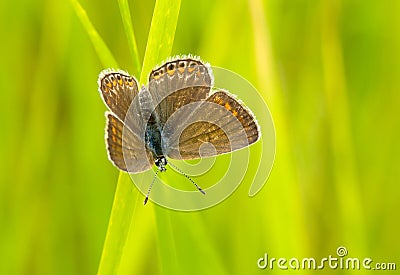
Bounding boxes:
139 0 181 84
117 0 141 76
97 173 138 275
70 0 118 68
97 0 181 274
137 1 182 274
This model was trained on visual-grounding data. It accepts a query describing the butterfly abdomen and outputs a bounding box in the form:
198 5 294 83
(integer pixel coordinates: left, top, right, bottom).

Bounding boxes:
145 120 164 158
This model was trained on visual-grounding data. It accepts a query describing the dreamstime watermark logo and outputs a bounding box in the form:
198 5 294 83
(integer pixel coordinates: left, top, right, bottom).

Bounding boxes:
257 246 396 271
123 64 276 211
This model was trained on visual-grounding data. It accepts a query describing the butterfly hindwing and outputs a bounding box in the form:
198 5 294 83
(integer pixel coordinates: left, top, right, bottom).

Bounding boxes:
105 112 153 173
164 90 260 159
206 91 259 144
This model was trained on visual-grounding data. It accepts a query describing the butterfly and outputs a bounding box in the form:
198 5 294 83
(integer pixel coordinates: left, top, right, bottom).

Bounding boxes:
98 56 260 204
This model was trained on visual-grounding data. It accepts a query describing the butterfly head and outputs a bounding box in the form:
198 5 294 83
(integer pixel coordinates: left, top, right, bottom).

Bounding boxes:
155 156 167 172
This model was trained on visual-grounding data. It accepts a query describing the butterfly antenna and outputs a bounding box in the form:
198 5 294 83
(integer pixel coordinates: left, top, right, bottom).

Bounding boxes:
168 162 206 195
144 170 159 205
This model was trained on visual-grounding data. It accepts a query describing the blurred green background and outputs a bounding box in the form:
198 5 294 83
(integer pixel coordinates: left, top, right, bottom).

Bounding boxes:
1 0 399 274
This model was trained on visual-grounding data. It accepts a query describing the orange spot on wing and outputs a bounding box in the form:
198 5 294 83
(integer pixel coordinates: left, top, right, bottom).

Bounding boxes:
214 96 223 104
167 68 175 76
232 110 238 116
112 127 117 135
225 102 231 110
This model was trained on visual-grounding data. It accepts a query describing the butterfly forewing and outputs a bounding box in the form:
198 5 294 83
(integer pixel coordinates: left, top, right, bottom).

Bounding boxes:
148 59 213 126
98 70 139 122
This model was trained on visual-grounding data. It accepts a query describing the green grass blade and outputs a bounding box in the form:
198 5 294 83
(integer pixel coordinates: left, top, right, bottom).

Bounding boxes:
70 0 119 68
97 173 138 275
70 1 127 272
139 0 181 84
97 0 181 274
138 1 182 274
117 0 141 76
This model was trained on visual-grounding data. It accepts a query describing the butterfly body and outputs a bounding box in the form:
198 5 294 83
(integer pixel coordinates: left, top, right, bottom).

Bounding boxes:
145 115 163 157
145 112 168 171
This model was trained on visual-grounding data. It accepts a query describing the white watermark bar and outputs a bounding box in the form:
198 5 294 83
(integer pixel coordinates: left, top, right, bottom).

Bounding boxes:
257 246 396 271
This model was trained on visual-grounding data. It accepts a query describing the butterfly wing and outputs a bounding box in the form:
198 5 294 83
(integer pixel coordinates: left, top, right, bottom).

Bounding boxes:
98 69 139 121
163 90 260 159
147 58 213 126
99 69 152 172
105 112 153 172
